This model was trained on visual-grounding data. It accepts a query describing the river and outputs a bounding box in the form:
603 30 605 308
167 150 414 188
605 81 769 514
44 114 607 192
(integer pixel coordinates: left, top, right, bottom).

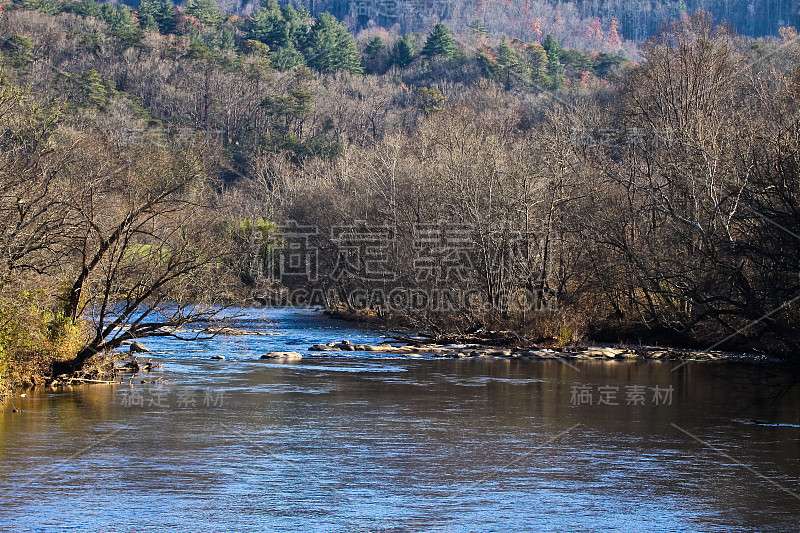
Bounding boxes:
1 307 799 532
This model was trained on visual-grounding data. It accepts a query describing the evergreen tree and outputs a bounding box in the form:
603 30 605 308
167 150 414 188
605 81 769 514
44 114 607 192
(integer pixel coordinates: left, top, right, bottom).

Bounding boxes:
246 0 286 48
69 0 102 18
185 0 224 28
138 0 161 31
141 13 158 32
20 0 62 15
417 87 446 115
363 36 387 74
245 0 309 51
77 69 113 109
101 4 140 42
547 51 566 90
389 34 416 68
272 44 306 71
595 52 626 78
219 28 235 50
540 34 566 89
58 69 116 109
1 35 34 70
496 40 522 89
542 34 562 59
364 36 384 57
158 0 177 34
302 12 362 74
421 23 456 58
524 43 550 88
561 49 594 72
281 4 310 48
243 39 271 57
468 19 489 36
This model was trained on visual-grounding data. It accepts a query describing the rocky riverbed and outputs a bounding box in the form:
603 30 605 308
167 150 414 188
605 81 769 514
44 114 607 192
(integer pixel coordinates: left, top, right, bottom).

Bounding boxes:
305 339 774 362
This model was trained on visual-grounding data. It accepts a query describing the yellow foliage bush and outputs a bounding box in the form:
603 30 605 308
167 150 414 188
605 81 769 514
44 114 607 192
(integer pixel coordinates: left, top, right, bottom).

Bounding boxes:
0 290 84 392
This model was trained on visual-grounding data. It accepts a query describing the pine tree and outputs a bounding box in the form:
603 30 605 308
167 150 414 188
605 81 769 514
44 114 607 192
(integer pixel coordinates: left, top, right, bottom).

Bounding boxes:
389 34 416 68
281 4 310 49
302 12 362 74
363 36 387 74
541 34 566 89
561 49 594 72
138 0 160 30
547 51 566 90
417 87 446 115
524 43 549 88
70 0 101 18
141 13 158 31
78 69 113 109
1 35 34 70
468 19 489 36
595 52 626 78
365 36 384 57
496 40 522 89
101 3 140 42
421 23 456 58
185 0 224 28
272 44 306 71
245 0 286 47
245 0 309 51
157 0 177 34
542 34 562 58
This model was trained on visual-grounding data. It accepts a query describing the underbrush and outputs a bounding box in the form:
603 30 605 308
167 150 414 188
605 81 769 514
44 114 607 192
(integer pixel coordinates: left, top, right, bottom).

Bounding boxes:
0 289 84 394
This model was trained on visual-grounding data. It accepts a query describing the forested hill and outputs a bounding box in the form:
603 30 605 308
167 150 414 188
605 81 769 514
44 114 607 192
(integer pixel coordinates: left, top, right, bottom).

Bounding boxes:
104 0 800 43
301 0 800 41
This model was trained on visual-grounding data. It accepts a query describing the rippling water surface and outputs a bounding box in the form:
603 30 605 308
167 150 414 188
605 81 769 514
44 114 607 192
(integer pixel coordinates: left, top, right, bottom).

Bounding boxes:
2 308 799 532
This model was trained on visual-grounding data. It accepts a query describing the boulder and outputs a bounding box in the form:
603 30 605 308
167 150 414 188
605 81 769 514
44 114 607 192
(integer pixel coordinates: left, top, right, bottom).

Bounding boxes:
309 344 340 351
261 351 303 360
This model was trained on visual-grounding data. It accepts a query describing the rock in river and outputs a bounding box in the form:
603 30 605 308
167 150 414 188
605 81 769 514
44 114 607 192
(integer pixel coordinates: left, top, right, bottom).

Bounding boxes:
129 341 150 354
261 351 303 360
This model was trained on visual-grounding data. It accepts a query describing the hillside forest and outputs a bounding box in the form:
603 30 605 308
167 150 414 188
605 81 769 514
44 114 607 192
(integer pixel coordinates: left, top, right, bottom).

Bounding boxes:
1 0 800 388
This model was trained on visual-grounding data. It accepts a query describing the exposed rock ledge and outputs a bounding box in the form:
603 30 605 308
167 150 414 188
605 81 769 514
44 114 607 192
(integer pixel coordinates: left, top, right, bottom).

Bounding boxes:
202 327 280 336
308 340 773 362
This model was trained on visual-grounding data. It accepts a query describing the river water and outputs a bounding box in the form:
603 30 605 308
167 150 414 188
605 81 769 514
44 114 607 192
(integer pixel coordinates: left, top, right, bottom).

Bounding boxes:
1 308 799 532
